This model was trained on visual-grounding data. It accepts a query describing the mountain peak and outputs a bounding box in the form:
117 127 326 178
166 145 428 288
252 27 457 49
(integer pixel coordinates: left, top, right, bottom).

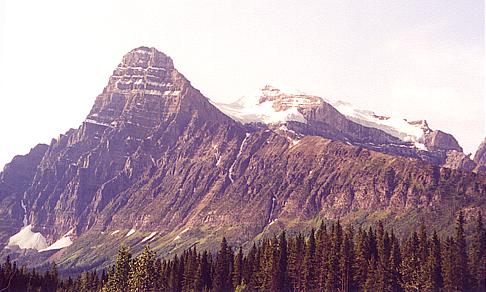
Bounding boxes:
121 46 174 69
86 47 185 127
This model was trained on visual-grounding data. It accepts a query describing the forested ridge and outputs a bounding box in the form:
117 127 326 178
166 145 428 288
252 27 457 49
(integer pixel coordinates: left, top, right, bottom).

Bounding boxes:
1 212 485 291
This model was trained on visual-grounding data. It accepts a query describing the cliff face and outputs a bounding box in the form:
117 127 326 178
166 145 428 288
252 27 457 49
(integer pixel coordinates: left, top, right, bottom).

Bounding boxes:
0 47 484 270
474 138 486 172
0 144 48 244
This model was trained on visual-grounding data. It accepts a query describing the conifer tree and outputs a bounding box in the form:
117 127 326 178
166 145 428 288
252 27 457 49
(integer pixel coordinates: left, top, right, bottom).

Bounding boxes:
243 243 257 289
401 232 422 290
454 211 470 291
213 237 233 292
128 245 157 292
111 244 132 291
388 233 402 292
168 255 181 292
232 247 244 288
426 231 443 292
288 233 305 291
183 246 198 291
340 228 354 292
441 236 455 291
302 228 317 291
353 228 369 290
276 231 289 292
471 211 486 291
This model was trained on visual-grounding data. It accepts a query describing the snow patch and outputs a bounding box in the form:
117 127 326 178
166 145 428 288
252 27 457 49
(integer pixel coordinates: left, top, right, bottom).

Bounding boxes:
268 196 276 224
110 230 120 236
39 229 74 252
228 133 250 183
141 232 157 243
269 219 278 226
126 229 136 237
6 225 48 251
20 199 27 226
84 118 112 127
216 155 222 166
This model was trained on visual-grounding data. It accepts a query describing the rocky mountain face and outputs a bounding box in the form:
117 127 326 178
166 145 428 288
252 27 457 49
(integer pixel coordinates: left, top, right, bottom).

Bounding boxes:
1 47 485 270
474 138 486 172
0 144 48 245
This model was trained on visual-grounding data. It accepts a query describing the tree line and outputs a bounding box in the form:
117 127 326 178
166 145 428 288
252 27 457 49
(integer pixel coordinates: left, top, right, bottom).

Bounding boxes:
0 211 485 291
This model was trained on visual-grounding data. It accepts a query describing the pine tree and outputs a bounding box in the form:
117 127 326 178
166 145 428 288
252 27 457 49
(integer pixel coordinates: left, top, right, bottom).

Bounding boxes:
183 246 198 291
471 211 486 291
168 255 181 292
316 222 329 291
454 211 470 291
213 237 233 292
364 257 377 291
200 250 212 291
353 228 369 291
128 245 157 291
401 232 421 290
340 227 354 292
288 233 305 291
112 244 132 291
325 222 343 291
441 236 455 291
302 228 317 291
243 243 257 289
388 233 402 292
425 231 443 292
232 247 244 288
276 231 289 292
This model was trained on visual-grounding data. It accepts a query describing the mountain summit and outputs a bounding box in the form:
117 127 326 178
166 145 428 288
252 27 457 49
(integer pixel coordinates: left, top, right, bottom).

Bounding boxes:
0 47 485 271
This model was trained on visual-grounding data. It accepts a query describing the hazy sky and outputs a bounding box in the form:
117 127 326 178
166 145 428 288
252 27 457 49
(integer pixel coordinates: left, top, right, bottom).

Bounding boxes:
0 0 484 168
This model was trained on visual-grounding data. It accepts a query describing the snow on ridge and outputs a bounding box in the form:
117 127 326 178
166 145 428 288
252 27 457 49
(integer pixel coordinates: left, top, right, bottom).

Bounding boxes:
213 85 430 151
6 225 48 251
214 85 308 125
332 100 429 149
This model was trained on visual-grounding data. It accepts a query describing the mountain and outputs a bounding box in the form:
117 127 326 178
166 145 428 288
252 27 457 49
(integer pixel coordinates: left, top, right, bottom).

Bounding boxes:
1 47 485 270
217 85 475 170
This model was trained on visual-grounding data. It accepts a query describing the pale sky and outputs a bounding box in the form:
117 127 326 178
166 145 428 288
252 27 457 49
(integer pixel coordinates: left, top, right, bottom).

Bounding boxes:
0 0 484 169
